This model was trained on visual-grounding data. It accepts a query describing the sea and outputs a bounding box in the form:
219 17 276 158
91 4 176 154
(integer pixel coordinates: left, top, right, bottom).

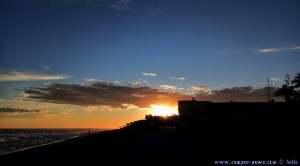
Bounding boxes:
0 128 106 155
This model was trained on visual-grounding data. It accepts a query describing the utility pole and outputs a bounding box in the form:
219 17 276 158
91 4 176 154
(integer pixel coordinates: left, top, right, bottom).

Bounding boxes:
265 76 271 102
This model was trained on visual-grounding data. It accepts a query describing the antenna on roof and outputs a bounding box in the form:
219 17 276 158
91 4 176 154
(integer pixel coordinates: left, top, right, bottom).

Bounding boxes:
265 76 274 102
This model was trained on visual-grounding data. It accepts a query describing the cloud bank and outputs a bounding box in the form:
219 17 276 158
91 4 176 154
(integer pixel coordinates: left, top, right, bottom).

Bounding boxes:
0 70 67 82
0 107 47 113
25 82 186 109
24 82 275 110
195 86 281 102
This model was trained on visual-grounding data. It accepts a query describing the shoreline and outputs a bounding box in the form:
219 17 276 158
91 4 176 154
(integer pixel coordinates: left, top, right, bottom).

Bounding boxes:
0 127 298 164
0 129 110 156
0 140 65 156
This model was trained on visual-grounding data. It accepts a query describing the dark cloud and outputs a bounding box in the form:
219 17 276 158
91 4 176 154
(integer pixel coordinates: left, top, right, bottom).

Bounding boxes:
25 83 278 109
195 86 281 102
25 82 187 108
0 108 45 113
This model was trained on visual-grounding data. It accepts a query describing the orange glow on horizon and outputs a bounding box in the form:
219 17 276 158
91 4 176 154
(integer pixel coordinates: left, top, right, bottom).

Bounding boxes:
150 104 178 117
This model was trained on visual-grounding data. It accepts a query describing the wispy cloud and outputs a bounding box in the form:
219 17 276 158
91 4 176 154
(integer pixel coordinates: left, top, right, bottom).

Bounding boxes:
171 77 185 81
258 48 280 53
86 106 95 113
42 66 50 71
110 0 130 11
128 80 149 87
16 7 53 18
270 77 280 81
142 72 157 76
159 85 179 90
291 46 300 51
85 78 103 83
189 86 212 94
0 107 47 113
129 81 141 87
189 86 208 91
258 45 300 53
146 6 164 16
0 70 67 82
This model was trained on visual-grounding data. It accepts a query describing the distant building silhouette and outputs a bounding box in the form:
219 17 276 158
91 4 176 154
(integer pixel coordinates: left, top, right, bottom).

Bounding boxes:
123 100 299 132
178 100 299 121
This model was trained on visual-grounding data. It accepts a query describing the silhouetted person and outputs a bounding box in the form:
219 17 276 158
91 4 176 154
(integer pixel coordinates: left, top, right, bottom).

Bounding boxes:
89 130 91 135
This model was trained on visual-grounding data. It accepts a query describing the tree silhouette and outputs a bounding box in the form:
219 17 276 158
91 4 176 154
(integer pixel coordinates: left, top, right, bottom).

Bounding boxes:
292 72 300 88
273 74 295 102
291 72 300 102
274 73 300 102
273 84 293 102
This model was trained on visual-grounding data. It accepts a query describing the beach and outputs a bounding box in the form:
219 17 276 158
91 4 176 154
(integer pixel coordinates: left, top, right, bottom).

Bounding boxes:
0 124 298 165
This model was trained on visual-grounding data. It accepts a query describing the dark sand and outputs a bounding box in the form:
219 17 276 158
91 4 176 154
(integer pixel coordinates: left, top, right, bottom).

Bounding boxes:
0 123 298 165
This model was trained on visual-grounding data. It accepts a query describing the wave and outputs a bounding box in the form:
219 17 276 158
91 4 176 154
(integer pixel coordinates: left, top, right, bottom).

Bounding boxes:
0 129 106 155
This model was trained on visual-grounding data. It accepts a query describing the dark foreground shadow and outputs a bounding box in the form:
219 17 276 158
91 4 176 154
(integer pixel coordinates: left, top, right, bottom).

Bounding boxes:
0 121 298 165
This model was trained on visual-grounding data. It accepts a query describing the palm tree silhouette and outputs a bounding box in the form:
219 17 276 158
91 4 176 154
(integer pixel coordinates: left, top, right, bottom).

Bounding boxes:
274 74 294 102
291 72 300 102
273 84 294 102
274 73 300 102
292 72 300 88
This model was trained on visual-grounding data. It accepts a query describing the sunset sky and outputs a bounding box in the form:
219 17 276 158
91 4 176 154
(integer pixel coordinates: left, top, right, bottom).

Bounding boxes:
1 0 299 128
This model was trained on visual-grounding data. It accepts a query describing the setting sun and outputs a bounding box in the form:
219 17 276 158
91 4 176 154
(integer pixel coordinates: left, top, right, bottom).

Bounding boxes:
150 105 178 117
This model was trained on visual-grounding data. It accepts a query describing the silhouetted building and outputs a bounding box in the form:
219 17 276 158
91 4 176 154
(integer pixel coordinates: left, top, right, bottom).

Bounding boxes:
178 100 299 121
178 100 210 120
